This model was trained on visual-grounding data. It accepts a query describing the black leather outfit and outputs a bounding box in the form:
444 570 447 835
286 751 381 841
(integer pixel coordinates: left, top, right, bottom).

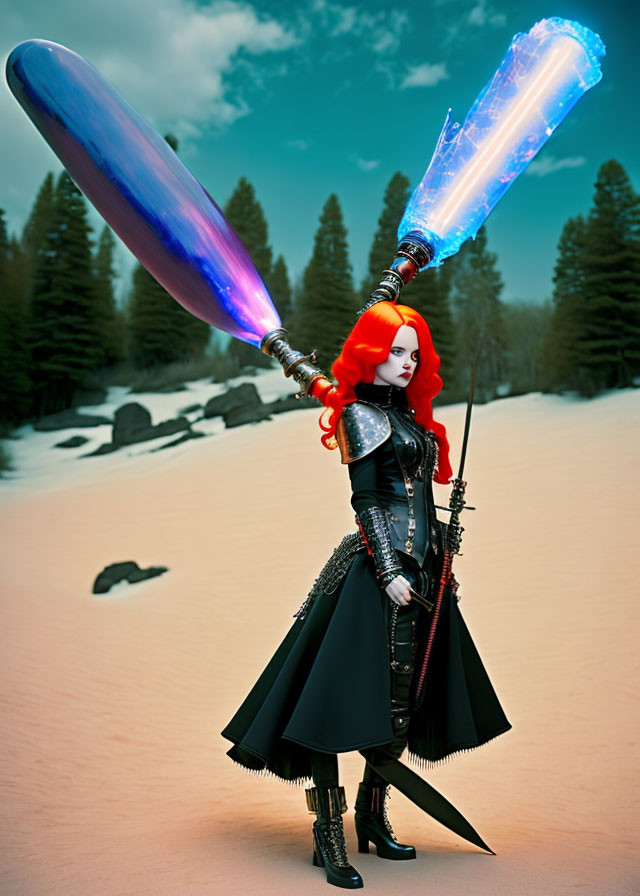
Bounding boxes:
222 373 510 832
312 381 440 790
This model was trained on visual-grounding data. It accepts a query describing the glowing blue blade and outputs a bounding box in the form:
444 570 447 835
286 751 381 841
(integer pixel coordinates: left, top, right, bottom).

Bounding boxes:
398 17 605 267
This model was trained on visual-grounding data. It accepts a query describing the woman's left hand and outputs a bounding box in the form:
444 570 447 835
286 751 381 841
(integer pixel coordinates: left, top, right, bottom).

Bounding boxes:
385 574 413 606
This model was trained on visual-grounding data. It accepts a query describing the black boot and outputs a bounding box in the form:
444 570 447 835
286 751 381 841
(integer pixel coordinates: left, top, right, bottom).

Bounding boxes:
306 785 364 889
355 782 416 860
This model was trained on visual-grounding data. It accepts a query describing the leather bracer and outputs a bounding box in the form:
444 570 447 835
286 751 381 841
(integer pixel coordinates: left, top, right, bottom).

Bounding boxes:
356 506 403 589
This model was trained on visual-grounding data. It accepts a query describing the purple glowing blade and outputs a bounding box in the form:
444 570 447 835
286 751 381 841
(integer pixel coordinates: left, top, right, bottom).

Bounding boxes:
398 17 606 267
6 39 281 346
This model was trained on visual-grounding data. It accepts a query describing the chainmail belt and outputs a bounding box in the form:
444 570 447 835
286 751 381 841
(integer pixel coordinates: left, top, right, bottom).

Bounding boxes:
294 531 366 620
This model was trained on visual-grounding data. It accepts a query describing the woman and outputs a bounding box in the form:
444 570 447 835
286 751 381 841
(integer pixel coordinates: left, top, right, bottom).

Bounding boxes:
221 302 511 889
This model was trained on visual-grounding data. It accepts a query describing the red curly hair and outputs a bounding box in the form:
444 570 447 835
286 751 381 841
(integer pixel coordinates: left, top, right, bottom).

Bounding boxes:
316 302 453 485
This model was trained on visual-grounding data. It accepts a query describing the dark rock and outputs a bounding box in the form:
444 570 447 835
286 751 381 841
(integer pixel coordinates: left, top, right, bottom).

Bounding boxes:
266 394 316 414
203 383 263 419
112 402 152 444
93 561 168 594
179 403 203 415
84 442 119 456
84 403 191 455
153 430 206 451
223 405 272 428
112 402 190 446
55 435 89 448
203 385 316 429
150 416 190 439
34 409 112 431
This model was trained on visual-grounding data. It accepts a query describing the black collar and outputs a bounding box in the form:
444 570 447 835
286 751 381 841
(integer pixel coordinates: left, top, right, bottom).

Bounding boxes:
354 381 410 411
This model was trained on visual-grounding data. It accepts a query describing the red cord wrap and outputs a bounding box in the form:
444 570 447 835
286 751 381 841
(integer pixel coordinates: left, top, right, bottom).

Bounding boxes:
414 550 453 704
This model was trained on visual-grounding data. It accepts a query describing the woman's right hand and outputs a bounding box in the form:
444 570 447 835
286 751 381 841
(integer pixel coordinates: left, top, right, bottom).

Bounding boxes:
385 574 413 607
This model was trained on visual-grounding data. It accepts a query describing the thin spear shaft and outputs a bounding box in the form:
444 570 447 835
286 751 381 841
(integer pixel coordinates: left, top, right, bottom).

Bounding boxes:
414 347 480 708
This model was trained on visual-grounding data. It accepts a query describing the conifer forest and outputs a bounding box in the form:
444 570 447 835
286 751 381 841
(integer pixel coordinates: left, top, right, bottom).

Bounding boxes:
1 151 639 460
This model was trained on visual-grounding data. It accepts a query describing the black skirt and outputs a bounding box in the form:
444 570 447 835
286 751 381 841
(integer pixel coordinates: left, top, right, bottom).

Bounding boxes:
221 546 511 783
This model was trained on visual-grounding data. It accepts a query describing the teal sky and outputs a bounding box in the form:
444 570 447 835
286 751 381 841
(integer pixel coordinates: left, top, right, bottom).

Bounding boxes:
1 0 636 307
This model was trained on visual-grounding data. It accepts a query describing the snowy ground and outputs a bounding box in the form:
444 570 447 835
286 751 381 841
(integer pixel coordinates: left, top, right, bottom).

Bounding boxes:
0 368 301 499
1 382 639 895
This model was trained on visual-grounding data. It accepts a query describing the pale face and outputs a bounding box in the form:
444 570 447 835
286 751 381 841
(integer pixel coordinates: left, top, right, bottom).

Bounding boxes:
373 325 420 388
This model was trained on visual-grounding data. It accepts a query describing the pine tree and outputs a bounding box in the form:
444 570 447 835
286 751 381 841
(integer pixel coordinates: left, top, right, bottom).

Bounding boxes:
268 254 293 331
543 214 589 390
21 171 56 307
0 229 32 423
93 225 124 366
181 302 212 360
450 226 506 399
0 209 6 260
223 176 274 371
224 177 273 279
287 274 305 348
127 264 194 367
28 171 103 415
363 172 410 296
504 300 553 394
22 171 56 264
163 132 179 153
295 194 357 373
580 159 640 390
403 266 456 392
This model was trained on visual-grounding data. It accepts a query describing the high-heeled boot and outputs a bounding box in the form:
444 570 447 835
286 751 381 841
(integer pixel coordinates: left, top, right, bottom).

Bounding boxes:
354 782 416 860
306 785 364 889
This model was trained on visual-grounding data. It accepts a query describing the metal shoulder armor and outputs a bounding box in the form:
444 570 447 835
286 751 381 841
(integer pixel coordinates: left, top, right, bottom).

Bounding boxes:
335 400 392 464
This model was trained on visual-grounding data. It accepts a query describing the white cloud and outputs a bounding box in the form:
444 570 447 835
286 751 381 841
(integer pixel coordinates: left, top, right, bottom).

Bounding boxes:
356 158 380 172
306 1 409 55
468 0 506 28
2 2 298 134
370 13 409 54
92 1 298 132
400 62 449 89
442 0 507 47
526 155 587 177
0 0 298 233
331 7 358 37
287 139 310 150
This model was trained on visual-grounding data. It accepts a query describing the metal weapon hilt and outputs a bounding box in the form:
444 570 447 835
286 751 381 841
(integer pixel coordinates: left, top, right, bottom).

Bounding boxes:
259 328 333 399
357 233 434 317
446 477 468 555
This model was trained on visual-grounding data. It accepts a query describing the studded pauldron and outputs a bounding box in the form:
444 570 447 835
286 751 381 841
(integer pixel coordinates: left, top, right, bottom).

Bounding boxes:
356 505 403 589
336 401 392 463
